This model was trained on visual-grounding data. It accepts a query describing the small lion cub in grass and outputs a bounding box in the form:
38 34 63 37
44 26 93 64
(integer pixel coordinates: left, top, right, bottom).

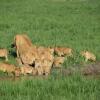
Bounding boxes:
53 57 65 68
0 49 8 61
81 51 96 62
20 65 37 75
54 47 73 57
14 67 21 77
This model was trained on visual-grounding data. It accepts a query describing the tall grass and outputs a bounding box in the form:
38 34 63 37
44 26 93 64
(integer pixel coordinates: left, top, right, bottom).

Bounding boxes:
0 75 100 100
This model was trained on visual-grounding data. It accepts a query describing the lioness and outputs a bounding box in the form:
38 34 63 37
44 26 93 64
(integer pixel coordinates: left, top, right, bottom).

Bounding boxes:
35 59 52 76
35 59 44 75
53 57 65 68
42 60 52 75
34 46 54 75
14 66 37 76
14 34 37 65
81 51 96 62
0 62 15 73
0 49 8 61
35 47 54 75
54 47 72 57
14 67 21 76
37 46 54 55
20 65 35 75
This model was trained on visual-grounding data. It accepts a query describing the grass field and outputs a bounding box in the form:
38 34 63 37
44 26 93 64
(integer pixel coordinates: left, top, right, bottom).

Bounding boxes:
0 0 100 99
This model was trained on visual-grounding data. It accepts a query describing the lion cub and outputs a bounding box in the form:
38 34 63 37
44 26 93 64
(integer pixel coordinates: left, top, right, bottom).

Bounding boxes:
54 47 72 57
37 46 54 55
53 57 65 68
81 51 96 62
20 65 37 75
35 59 52 76
0 63 15 73
0 49 8 61
14 67 21 76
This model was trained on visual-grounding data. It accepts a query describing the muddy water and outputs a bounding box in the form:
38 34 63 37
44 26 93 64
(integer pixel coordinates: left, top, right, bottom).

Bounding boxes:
0 75 49 82
0 61 100 82
0 74 100 82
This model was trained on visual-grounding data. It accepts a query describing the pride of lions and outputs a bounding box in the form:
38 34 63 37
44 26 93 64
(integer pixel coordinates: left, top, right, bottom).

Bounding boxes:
0 34 96 76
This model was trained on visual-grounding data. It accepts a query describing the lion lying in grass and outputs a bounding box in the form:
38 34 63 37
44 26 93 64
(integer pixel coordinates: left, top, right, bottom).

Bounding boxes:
53 57 65 68
20 65 37 75
54 47 73 57
0 62 15 74
0 62 38 76
81 51 96 62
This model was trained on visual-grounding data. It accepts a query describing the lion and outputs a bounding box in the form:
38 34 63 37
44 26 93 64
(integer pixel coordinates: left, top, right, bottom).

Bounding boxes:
35 59 52 76
54 47 73 57
37 46 54 63
20 65 36 75
81 51 96 62
53 57 65 68
35 59 44 75
37 46 54 55
42 60 52 75
13 34 37 66
14 66 37 76
0 49 8 61
0 62 15 74
14 34 33 57
14 67 21 77
32 67 38 75
34 46 54 76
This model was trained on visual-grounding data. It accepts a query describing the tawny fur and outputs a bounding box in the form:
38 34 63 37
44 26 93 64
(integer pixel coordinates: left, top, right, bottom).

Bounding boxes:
14 67 21 76
20 65 34 75
14 66 37 76
0 63 15 73
81 51 96 62
35 47 54 76
54 47 72 57
32 67 38 75
0 49 8 61
37 46 54 55
35 60 52 76
53 57 65 68
14 34 37 65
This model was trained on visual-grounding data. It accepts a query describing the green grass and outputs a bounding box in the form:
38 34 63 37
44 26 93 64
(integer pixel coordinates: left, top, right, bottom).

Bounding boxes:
0 75 100 100
0 0 100 99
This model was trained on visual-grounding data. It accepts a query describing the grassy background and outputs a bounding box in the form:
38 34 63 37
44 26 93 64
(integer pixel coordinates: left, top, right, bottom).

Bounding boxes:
0 75 100 100
0 0 100 99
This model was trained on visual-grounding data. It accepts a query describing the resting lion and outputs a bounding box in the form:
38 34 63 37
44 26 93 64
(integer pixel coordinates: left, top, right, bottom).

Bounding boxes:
54 47 73 57
81 51 96 62
0 62 15 74
53 57 65 68
20 65 37 75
